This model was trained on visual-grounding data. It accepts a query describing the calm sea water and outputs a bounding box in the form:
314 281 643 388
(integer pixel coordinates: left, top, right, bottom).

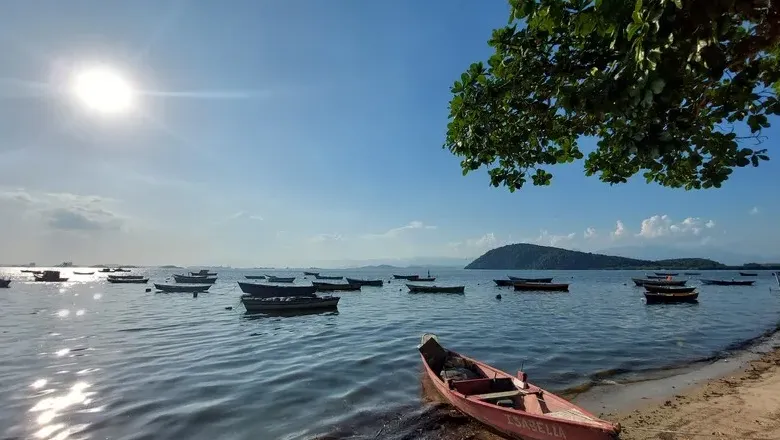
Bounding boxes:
1 267 779 440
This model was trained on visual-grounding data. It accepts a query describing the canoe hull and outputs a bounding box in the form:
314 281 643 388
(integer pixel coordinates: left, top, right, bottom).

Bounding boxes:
154 283 211 293
407 284 465 294
393 274 419 280
494 279 514 287
244 275 266 279
312 281 361 291
241 296 339 312
107 278 148 284
173 274 217 284
0 279 10 288
314 275 343 280
644 285 697 294
632 278 686 287
514 283 569 292
644 292 699 304
700 279 755 286
345 277 383 287
508 276 554 283
237 282 316 298
419 335 620 440
266 276 295 283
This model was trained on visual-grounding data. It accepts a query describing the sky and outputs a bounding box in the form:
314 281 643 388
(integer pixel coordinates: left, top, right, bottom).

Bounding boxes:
0 0 778 267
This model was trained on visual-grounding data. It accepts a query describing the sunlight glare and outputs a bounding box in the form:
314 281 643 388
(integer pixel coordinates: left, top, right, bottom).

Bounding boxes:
72 67 135 114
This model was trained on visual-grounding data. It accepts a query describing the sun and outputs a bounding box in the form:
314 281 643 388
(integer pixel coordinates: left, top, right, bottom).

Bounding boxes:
72 67 135 114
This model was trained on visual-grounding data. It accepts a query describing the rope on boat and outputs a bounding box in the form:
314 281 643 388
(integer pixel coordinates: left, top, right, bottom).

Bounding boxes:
624 425 778 439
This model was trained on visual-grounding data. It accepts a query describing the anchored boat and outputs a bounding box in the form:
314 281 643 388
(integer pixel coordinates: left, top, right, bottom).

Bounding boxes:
173 274 217 284
507 276 554 283
700 279 755 286
312 281 361 291
345 277 383 287
514 283 569 292
418 334 620 440
237 282 316 298
154 283 211 293
407 284 465 294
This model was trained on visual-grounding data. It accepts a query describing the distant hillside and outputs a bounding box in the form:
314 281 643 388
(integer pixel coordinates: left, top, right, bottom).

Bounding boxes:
465 243 727 270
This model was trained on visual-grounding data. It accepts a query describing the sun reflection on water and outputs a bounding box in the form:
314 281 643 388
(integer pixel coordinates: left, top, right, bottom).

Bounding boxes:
56 310 70 318
29 382 94 440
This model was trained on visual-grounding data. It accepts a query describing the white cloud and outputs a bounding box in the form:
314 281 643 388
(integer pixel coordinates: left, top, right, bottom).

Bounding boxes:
534 230 576 247
362 220 436 239
310 233 343 243
0 188 124 232
227 211 263 221
637 215 716 239
611 220 626 239
750 206 760 215
584 227 597 239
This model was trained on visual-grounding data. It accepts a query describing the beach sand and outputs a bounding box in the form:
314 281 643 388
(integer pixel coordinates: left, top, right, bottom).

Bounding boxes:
607 346 780 440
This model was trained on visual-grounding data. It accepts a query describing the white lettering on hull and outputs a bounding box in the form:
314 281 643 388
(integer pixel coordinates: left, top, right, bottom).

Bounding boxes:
506 414 567 439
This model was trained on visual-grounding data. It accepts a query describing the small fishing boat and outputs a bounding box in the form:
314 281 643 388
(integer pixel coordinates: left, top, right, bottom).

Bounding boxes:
644 291 699 304
33 271 68 282
684 272 701 275
237 282 317 298
266 276 295 283
632 278 686 287
303 271 319 276
244 275 266 280
645 275 667 280
314 274 343 280
654 272 678 276
154 283 211 293
312 281 361 291
108 275 145 280
393 274 420 280
345 277 383 287
418 334 621 440
407 284 465 294
514 282 569 292
112 268 130 272
241 295 339 312
99 268 111 272
173 274 217 284
493 279 515 287
20 269 41 274
415 277 436 282
190 270 217 276
644 285 697 294
0 279 10 288
73 271 95 275
700 279 755 286
739 272 758 277
107 277 148 284
507 276 554 283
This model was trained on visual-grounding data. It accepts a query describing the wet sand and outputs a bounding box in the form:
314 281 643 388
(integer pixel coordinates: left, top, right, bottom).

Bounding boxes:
605 345 780 440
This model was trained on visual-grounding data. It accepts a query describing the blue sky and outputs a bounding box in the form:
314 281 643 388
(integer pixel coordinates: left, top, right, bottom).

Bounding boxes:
0 0 777 267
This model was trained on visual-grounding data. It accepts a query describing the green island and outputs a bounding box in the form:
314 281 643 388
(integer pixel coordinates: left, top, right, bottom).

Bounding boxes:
465 243 780 270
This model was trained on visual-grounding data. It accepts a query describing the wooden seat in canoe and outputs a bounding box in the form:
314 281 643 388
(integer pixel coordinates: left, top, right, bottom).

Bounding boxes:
471 390 522 400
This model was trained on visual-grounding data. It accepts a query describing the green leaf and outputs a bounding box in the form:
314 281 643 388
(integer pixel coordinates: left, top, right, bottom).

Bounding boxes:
673 0 682 8
627 23 641 40
634 0 643 14
632 10 642 24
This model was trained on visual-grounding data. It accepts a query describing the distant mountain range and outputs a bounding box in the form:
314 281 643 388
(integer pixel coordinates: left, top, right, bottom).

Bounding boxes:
598 245 780 266
465 243 780 270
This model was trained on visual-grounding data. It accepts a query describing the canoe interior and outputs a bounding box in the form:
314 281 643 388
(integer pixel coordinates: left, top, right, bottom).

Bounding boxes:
418 335 618 437
643 285 697 294
644 292 699 304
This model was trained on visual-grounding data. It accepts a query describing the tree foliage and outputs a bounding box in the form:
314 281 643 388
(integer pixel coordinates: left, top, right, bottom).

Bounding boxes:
445 0 780 190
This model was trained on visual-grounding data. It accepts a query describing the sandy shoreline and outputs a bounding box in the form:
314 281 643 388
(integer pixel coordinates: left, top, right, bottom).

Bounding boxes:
600 342 780 439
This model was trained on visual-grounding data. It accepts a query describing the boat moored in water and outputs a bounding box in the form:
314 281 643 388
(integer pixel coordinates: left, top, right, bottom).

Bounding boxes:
154 283 211 293
108 275 145 280
507 276 554 283
237 282 316 298
241 295 339 312
700 279 755 286
266 276 295 283
303 271 319 276
244 275 266 280
739 272 758 277
644 285 697 294
514 282 569 292
312 281 361 291
632 278 686 287
314 274 343 280
494 279 515 287
407 284 465 294
654 272 679 276
73 271 95 275
173 274 217 284
190 270 217 276
0 279 10 288
393 274 420 280
644 291 699 304
418 334 621 440
345 277 383 287
33 271 69 282
107 277 148 284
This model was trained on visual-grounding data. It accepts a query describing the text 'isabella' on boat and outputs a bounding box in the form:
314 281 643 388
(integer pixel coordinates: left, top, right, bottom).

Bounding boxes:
418 334 620 440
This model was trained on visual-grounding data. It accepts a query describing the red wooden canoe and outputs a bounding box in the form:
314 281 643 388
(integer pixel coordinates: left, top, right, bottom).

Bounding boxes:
418 334 620 440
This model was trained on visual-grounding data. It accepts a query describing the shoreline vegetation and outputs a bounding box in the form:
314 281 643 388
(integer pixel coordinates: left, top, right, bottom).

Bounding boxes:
605 344 780 439
465 243 780 271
